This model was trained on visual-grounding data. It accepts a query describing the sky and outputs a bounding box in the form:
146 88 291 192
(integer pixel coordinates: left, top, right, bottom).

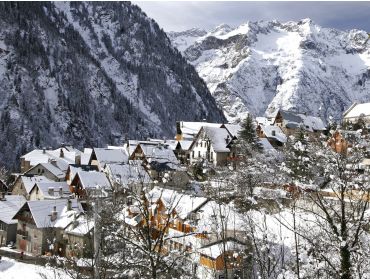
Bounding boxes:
133 1 370 32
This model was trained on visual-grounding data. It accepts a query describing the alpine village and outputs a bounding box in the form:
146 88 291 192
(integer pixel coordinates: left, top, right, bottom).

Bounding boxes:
1 2 370 280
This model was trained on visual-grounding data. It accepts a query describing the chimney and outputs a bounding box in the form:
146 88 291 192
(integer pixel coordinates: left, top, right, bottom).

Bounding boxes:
48 187 54 196
43 147 46 154
60 148 64 158
50 206 58 221
75 154 81 165
67 199 72 211
225 134 230 144
176 122 182 135
0 192 5 201
59 187 63 197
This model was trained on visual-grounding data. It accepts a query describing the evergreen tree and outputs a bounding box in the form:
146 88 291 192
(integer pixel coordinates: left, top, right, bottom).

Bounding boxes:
237 114 263 154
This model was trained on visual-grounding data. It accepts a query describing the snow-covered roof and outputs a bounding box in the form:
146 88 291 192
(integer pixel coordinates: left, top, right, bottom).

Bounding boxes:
177 140 193 151
92 148 128 166
260 125 287 143
343 102 370 119
26 163 65 180
178 121 222 140
105 163 152 186
64 214 94 236
19 176 52 194
198 240 245 258
256 117 273 126
259 138 277 154
278 110 326 131
17 199 83 229
75 171 112 190
0 195 26 224
222 124 241 138
81 148 93 165
202 126 232 152
32 182 71 199
140 144 181 171
20 147 77 172
147 187 208 220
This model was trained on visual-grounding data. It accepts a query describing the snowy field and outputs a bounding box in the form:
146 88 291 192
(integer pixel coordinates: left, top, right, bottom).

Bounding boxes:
0 257 71 279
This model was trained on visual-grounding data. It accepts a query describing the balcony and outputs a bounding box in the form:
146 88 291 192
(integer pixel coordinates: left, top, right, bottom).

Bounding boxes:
17 229 29 238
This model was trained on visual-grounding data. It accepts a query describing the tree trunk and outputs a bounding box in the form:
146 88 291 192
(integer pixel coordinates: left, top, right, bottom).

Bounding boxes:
340 244 351 279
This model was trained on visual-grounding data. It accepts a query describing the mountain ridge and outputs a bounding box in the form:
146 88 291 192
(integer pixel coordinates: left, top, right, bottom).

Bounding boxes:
0 1 225 170
169 19 370 123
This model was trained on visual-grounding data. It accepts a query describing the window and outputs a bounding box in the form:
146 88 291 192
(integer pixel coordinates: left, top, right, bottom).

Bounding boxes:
210 152 214 161
271 130 276 136
198 151 201 157
200 141 202 147
192 151 194 158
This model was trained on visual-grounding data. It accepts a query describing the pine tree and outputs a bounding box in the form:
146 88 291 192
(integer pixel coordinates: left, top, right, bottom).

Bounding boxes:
238 114 263 153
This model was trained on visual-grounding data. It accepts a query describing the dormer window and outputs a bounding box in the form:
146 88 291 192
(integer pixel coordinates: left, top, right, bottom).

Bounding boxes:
272 130 276 136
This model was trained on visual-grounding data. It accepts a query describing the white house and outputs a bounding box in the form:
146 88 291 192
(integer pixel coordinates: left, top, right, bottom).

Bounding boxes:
189 126 234 167
343 102 370 125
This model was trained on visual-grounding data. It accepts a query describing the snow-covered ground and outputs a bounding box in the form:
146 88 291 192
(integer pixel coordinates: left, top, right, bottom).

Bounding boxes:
0 257 70 279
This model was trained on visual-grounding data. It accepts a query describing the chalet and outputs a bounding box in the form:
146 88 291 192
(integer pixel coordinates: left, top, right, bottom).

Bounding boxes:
142 188 247 278
174 140 193 164
11 175 52 198
29 182 71 200
189 126 234 167
0 195 26 246
105 162 153 198
20 146 81 173
66 164 98 185
63 214 94 258
70 171 112 198
89 148 128 171
13 199 83 256
129 142 189 186
23 162 66 182
256 124 287 147
273 109 326 135
343 102 370 126
197 238 246 279
176 121 222 141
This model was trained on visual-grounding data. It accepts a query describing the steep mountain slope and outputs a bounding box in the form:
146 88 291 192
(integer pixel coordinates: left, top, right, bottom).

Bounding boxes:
169 19 370 123
0 2 225 170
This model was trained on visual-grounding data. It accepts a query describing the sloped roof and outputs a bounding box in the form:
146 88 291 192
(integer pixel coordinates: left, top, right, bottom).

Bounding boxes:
222 124 241 138
21 148 77 171
259 138 277 154
147 187 208 220
105 163 152 186
18 199 83 229
64 214 94 236
32 182 70 199
278 110 326 131
0 195 26 224
343 102 370 118
75 171 112 190
178 121 222 140
203 126 232 153
26 163 65 179
92 148 128 166
177 140 193 151
260 125 287 143
20 176 52 194
141 144 181 171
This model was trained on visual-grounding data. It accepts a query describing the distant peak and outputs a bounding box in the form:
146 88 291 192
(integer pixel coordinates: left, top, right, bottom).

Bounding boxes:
211 23 233 33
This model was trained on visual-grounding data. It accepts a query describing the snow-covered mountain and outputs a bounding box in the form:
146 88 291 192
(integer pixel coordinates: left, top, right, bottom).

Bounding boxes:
0 2 225 170
169 19 370 123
